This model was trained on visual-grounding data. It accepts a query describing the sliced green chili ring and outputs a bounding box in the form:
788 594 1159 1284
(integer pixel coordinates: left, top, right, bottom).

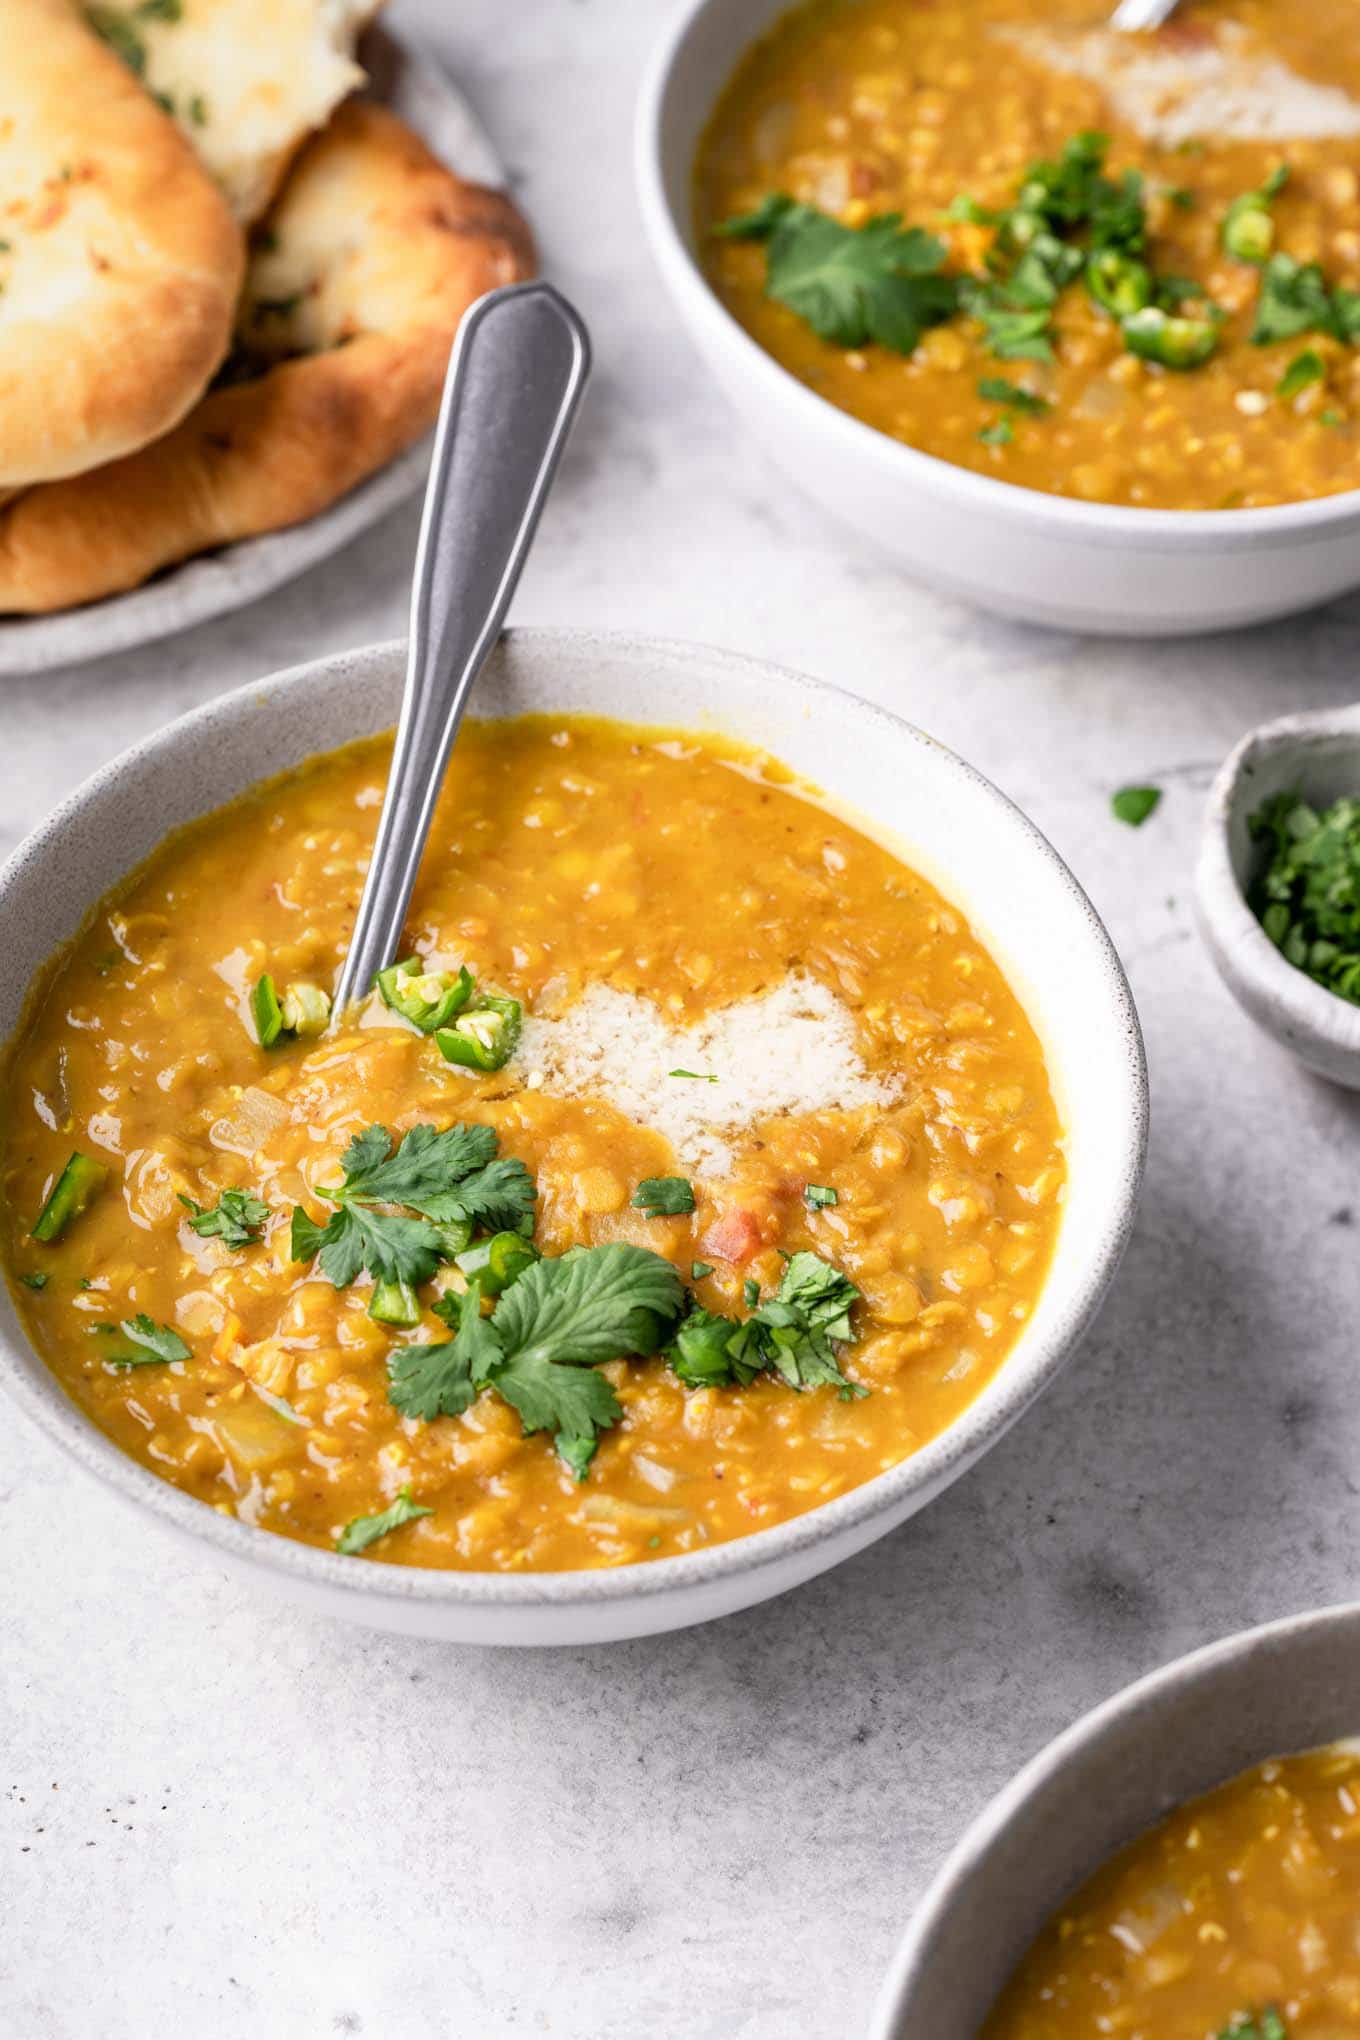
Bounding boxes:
1086 249 1153 319
431 1217 474 1259
280 981 331 1038
375 958 475 1034
454 1231 540 1296
31 1151 107 1243
1122 306 1219 369
252 973 285 1048
434 991 523 1073
1223 197 1275 265
368 1277 422 1328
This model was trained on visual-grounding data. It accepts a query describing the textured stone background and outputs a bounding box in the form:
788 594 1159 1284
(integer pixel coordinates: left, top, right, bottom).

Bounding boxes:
5 3 1360 2034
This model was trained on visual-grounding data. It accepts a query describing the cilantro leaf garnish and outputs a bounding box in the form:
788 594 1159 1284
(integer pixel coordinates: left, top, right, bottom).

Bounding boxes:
718 193 959 353
1112 785 1162 827
336 1485 432 1557
665 1252 863 1397
94 1314 191 1366
978 377 1048 414
691 1260 715 1281
669 1068 718 1083
389 1245 683 1474
1251 254 1360 348
632 1175 696 1218
290 1122 534 1290
1218 2012 1287 2040
179 1188 270 1249
1278 348 1326 399
978 418 1013 446
492 1245 684 1369
804 1184 838 1210
20 1272 48 1291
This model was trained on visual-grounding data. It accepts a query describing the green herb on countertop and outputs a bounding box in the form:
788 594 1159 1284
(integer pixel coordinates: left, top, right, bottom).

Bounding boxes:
1112 785 1162 827
1249 790 1360 1003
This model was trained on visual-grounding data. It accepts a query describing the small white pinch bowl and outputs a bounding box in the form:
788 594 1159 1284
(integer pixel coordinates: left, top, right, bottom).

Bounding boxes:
1197 704 1360 1088
636 0 1360 636
871 1601 1360 2036
0 631 1146 1645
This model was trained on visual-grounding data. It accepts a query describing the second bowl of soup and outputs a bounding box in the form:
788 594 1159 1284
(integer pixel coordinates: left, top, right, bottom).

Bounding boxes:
639 0 1360 631
0 630 1144 1643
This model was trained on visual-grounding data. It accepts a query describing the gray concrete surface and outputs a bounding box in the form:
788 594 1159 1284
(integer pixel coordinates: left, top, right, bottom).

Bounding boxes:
5 3 1360 2034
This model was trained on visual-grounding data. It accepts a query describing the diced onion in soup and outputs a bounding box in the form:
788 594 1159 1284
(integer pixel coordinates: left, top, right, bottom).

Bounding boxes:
211 1085 289 1156
576 1495 689 1530
1108 1882 1187 1954
210 1396 300 1472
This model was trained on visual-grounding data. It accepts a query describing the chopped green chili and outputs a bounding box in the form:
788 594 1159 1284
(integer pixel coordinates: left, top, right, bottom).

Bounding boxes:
31 1151 107 1243
435 991 522 1073
253 972 331 1046
376 958 474 1034
1121 306 1219 369
368 1278 422 1329
1222 166 1288 265
454 1230 540 1295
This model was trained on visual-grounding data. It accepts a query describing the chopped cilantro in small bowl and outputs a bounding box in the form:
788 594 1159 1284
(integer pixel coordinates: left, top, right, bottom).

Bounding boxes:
1197 705 1360 1087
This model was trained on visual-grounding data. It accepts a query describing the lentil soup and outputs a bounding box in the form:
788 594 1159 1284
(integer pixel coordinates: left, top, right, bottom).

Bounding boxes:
696 0 1360 509
985 1743 1360 2038
0 716 1063 1572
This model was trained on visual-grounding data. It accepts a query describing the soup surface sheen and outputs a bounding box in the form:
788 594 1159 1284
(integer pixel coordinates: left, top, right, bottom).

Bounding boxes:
697 0 1360 509
1 717 1062 1571
986 1744 1360 2039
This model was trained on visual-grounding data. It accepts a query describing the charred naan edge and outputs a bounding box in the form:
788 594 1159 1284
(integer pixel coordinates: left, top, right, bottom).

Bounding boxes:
130 0 386 223
0 102 536 615
0 0 243 489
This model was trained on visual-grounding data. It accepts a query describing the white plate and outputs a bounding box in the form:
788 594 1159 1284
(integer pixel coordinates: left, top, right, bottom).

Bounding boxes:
0 28 506 677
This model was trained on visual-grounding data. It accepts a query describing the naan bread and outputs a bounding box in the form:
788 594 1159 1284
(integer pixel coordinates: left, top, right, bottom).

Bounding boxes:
0 0 243 488
95 0 385 221
0 102 536 614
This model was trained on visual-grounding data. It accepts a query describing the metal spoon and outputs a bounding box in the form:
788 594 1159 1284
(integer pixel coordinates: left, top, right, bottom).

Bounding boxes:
331 281 591 1019
1109 0 1181 28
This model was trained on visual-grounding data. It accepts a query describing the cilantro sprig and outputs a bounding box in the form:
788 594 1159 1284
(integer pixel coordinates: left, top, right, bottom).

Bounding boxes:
665 1252 864 1398
387 1244 685 1476
717 194 959 353
179 1188 270 1249
632 1176 696 1218
93 1314 191 1367
290 1122 535 1290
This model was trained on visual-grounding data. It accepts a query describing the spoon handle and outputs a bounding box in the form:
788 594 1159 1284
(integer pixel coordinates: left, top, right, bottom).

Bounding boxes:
333 280 591 1016
1109 0 1180 28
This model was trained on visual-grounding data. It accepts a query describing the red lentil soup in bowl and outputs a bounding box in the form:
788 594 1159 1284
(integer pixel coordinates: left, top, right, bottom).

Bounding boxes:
0 634 1145 1642
638 0 1360 630
696 0 1360 512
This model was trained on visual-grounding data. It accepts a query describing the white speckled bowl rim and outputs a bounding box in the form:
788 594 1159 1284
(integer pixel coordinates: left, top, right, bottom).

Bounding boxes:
871 1599 1360 2038
0 29 505 678
636 0 1360 551
0 629 1147 1619
1196 705 1360 1071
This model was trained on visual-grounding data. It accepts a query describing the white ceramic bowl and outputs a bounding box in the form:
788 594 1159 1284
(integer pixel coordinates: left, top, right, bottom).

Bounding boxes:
636 0 1360 636
871 1601 1360 2036
1197 705 1360 1087
0 631 1146 1645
